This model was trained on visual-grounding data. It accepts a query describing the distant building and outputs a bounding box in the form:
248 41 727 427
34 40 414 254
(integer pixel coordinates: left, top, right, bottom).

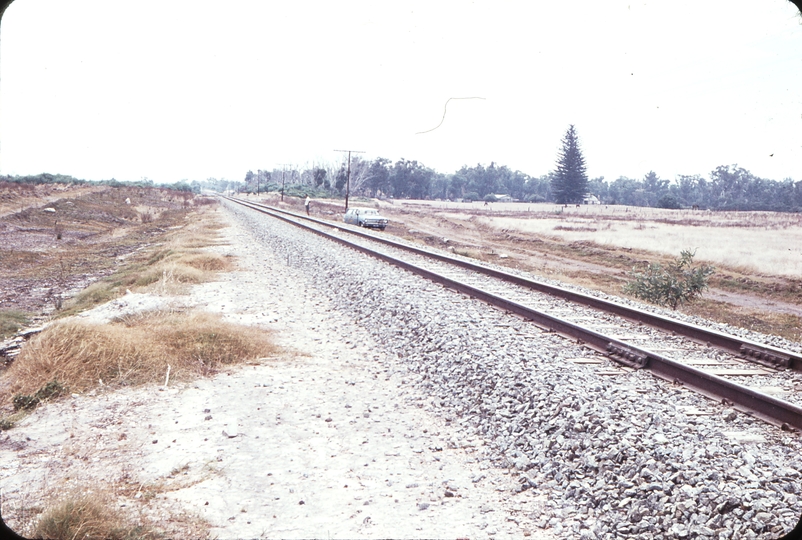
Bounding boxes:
583 194 600 205
489 194 514 202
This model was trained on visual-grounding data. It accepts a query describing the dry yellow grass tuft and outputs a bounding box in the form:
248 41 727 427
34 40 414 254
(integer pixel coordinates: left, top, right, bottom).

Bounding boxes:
33 492 158 540
3 311 278 402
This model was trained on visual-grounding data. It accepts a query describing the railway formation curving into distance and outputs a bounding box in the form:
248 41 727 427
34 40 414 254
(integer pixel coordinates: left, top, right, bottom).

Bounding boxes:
224 195 802 433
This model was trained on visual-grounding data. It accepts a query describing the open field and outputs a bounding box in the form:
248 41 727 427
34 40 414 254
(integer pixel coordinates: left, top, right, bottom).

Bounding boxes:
385 200 802 278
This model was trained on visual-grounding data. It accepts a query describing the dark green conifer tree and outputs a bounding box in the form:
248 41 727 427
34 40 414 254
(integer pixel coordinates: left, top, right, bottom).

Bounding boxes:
551 125 589 204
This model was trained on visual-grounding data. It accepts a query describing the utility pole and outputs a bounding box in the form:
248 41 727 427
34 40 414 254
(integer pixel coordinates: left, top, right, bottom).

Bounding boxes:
334 149 365 211
278 164 292 202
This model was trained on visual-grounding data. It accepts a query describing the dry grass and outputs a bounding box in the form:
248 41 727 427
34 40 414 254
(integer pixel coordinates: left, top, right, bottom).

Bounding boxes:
2 311 278 403
451 247 488 261
33 492 158 540
58 211 233 317
477 210 802 278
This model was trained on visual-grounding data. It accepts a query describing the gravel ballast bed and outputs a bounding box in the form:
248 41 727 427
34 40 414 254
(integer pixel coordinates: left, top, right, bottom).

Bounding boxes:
229 201 802 540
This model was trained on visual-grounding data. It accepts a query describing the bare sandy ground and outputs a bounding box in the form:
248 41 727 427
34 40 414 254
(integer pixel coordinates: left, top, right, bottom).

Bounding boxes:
0 207 554 538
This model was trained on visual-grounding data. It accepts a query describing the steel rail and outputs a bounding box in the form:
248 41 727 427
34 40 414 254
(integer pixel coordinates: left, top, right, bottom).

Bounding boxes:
224 195 802 431
230 196 802 373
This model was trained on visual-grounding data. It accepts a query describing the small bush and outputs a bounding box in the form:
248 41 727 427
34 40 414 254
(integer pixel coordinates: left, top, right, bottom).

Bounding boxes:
12 394 39 411
36 379 67 401
12 380 67 412
624 249 715 310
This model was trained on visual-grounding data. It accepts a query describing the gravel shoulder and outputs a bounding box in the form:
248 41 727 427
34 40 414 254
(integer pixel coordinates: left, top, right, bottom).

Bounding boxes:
0 204 554 538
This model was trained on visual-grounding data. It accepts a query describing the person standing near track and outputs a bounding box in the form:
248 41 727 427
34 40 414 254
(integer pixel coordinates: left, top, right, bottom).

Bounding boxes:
304 195 311 216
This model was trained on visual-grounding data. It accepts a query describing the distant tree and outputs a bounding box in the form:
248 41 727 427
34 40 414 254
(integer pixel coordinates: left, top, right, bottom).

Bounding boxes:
447 172 468 200
587 176 608 202
551 125 589 204
362 158 391 197
429 172 450 199
313 168 327 187
243 170 256 193
390 159 432 199
523 174 554 202
642 171 669 206
345 156 373 195
657 193 681 209
334 164 348 192
501 169 529 200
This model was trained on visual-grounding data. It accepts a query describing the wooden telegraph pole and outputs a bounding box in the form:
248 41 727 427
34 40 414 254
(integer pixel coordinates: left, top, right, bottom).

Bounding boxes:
278 164 292 202
334 149 365 211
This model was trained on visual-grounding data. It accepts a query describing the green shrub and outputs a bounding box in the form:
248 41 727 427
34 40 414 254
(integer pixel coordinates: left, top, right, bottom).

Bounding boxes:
12 394 39 411
12 380 67 412
624 250 715 310
35 380 67 401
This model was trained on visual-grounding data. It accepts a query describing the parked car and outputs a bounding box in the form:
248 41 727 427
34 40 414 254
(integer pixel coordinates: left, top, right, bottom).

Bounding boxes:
343 207 389 230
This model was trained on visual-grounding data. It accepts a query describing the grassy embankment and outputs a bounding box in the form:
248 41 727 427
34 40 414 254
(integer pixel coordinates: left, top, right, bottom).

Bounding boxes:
1 195 280 540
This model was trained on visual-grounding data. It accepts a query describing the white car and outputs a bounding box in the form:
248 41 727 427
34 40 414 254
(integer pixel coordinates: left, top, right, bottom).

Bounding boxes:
343 207 389 230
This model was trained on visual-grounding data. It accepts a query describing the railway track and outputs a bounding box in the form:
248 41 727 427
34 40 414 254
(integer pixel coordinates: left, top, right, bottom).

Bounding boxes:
224 195 802 432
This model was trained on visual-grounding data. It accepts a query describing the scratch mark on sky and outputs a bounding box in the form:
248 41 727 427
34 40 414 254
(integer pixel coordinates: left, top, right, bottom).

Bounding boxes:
416 97 486 135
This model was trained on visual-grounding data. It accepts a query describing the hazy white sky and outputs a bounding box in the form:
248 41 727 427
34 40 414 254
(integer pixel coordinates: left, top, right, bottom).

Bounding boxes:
0 0 800 184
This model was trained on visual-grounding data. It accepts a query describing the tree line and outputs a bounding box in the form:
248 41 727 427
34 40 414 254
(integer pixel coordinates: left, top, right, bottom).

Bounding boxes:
226 149 802 213
593 167 802 212
1 173 201 193
7 127 800 212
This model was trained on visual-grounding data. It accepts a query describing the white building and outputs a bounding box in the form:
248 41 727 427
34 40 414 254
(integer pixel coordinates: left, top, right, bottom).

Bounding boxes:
583 194 601 205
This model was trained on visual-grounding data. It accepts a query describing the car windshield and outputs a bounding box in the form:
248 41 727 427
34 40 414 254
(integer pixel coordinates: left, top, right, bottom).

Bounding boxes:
361 209 378 215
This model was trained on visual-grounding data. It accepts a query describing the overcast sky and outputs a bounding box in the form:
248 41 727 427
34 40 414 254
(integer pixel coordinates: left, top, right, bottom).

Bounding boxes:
0 1 800 184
